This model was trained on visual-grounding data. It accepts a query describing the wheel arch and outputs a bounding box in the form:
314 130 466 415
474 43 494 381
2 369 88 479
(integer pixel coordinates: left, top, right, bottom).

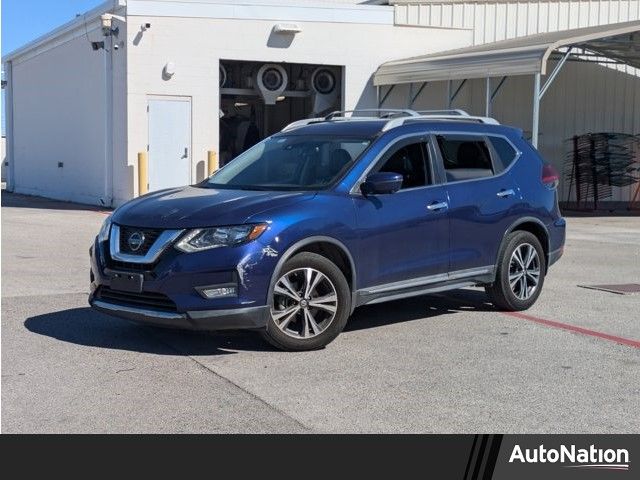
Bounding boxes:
267 236 357 307
501 217 550 268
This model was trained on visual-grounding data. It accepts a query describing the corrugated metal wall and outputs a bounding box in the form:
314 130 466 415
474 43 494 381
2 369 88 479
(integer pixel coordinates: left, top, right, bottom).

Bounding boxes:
395 0 640 43
390 0 640 205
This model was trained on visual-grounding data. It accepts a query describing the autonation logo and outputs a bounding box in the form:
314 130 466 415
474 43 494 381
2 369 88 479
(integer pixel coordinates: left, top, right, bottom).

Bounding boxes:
509 444 630 471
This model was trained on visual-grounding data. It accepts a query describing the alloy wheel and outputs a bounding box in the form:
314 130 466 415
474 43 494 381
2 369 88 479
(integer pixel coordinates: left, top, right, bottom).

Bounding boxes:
508 243 541 300
271 267 338 339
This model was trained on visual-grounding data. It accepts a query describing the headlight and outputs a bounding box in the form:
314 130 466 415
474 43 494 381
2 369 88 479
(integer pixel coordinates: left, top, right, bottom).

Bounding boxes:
175 224 268 253
98 215 112 243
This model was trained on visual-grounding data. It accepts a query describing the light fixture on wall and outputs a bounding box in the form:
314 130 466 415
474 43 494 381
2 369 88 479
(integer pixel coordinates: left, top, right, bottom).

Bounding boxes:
273 23 302 35
163 62 176 79
101 14 119 37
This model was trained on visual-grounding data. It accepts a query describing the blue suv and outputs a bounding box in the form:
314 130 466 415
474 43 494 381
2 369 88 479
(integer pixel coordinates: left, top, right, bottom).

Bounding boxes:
90 110 565 350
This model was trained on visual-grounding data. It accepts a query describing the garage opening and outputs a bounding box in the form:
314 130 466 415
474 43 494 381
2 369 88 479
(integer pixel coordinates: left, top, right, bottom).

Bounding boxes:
219 60 343 166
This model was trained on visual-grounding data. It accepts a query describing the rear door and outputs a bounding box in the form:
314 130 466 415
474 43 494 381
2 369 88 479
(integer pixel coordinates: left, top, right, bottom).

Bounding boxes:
353 135 449 288
433 133 522 273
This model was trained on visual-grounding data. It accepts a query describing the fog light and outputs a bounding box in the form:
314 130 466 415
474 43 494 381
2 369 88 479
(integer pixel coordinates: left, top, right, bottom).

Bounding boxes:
197 285 237 299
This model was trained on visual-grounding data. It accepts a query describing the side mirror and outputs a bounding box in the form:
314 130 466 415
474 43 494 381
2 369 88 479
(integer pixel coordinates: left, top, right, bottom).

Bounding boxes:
361 172 403 195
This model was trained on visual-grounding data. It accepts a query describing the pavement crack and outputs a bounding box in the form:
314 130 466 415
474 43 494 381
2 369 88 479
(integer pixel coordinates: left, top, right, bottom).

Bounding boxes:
115 368 135 374
149 333 313 432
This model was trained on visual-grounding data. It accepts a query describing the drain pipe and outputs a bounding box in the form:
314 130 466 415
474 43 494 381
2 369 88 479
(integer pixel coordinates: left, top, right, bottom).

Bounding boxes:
4 61 15 192
101 22 115 207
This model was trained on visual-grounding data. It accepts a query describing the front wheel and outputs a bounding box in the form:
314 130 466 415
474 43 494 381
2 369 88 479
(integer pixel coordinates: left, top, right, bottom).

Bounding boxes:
261 252 351 351
486 231 546 311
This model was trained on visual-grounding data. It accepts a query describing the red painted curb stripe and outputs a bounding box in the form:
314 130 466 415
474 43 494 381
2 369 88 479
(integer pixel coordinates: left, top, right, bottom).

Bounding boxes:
503 311 640 349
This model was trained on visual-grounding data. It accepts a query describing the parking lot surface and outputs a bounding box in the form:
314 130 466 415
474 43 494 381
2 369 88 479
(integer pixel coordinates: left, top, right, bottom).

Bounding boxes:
2 191 639 433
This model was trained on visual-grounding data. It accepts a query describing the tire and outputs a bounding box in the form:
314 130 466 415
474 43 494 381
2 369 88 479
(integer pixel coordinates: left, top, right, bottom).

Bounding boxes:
261 252 351 351
485 231 546 311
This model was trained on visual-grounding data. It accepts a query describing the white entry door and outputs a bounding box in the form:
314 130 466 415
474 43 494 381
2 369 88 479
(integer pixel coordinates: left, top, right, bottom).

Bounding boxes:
148 97 191 191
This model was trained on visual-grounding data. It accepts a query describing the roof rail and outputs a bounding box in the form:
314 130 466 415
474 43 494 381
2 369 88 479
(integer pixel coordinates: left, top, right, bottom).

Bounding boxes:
281 117 324 132
324 109 419 120
281 108 499 133
382 113 500 131
415 109 470 116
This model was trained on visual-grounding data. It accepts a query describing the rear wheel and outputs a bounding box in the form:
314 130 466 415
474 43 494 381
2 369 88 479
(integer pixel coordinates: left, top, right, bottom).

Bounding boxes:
486 231 546 311
262 252 351 351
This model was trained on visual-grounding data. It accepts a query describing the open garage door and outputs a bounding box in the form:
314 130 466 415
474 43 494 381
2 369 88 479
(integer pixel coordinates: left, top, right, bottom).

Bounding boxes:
219 60 343 166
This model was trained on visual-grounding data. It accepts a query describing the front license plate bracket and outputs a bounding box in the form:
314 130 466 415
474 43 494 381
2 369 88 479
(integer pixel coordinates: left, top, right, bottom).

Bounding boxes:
110 272 144 293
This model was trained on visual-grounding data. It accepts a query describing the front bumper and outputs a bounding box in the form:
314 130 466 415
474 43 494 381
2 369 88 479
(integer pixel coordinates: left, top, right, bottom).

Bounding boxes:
89 229 280 330
90 297 269 330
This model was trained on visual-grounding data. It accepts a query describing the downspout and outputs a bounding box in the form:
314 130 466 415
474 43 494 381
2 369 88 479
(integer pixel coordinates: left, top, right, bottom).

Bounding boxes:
102 29 114 207
5 61 15 192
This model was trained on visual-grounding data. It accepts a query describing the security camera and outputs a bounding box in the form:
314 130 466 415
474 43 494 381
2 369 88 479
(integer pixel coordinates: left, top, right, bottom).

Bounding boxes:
142 22 151 30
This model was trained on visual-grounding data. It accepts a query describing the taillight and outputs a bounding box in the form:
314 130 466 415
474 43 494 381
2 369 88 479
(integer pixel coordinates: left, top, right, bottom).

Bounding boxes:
541 164 559 189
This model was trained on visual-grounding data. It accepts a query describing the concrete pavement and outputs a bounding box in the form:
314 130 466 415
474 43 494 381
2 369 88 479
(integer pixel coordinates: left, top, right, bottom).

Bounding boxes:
2 192 639 433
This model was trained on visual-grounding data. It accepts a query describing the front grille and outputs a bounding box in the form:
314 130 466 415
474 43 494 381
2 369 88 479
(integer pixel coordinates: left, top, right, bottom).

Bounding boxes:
96 287 177 311
118 226 163 255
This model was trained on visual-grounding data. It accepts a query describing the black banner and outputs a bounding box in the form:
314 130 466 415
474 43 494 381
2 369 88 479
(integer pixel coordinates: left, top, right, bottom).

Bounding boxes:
0 434 636 478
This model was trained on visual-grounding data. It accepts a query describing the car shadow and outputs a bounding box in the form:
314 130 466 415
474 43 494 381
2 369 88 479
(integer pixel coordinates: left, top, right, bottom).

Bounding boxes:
24 307 270 356
24 289 495 355
1 190 112 212
345 288 495 332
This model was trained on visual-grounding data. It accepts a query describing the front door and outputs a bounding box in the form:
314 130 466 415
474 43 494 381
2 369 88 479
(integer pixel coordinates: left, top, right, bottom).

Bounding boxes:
148 97 191 191
354 136 449 289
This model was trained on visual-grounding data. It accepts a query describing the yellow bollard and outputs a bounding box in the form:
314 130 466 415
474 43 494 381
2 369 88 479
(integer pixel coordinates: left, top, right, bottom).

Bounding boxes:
138 152 148 196
207 150 217 176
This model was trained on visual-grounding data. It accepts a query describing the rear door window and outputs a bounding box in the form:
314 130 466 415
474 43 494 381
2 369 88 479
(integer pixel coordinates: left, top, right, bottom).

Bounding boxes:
436 135 494 182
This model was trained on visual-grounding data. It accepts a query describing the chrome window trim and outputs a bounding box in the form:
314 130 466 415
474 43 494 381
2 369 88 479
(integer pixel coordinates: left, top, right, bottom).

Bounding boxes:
110 224 184 264
349 130 522 195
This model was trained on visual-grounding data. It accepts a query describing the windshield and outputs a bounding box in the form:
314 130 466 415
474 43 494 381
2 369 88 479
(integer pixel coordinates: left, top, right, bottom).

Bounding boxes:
204 135 371 191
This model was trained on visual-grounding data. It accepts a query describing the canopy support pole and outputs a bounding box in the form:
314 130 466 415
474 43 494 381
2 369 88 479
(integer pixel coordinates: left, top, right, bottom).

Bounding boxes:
378 84 394 107
448 79 467 108
540 47 573 99
532 73 541 148
408 82 427 108
485 77 491 116
491 76 507 101
531 48 573 147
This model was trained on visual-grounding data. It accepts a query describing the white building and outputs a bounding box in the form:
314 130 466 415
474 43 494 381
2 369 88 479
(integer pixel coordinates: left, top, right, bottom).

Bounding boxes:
3 0 640 208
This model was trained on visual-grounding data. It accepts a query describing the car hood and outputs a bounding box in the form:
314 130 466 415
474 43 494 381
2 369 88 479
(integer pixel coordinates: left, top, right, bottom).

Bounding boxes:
111 185 315 229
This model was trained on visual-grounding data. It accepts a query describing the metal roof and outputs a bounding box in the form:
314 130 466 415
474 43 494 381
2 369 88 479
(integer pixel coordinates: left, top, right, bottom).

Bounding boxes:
374 20 640 86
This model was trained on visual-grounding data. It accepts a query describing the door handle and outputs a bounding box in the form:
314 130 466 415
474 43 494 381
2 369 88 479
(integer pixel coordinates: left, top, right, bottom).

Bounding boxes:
496 189 515 198
182 147 188 159
427 201 448 211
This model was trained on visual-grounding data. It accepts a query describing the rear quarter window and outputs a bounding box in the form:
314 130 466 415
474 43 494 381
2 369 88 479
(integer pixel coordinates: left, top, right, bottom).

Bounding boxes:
489 136 518 172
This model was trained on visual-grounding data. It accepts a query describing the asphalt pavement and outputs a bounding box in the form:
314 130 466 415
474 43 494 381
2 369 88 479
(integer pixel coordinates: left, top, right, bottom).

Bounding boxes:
2 191 639 433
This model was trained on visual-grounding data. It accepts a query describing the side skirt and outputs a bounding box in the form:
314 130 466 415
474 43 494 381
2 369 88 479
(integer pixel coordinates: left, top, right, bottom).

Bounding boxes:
354 267 495 308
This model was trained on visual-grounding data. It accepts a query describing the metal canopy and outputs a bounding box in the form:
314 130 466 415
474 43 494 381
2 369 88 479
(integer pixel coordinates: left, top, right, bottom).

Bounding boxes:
373 20 640 86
